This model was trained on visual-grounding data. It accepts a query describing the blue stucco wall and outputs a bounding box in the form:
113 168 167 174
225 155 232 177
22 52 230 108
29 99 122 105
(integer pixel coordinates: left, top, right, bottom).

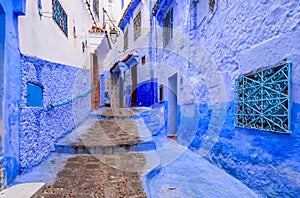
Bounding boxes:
0 0 26 185
136 78 158 107
152 0 300 196
0 4 4 122
20 55 91 173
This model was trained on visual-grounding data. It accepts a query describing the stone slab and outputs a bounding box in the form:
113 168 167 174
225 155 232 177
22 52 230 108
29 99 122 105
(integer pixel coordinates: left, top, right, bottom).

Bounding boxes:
0 183 45 198
55 116 155 154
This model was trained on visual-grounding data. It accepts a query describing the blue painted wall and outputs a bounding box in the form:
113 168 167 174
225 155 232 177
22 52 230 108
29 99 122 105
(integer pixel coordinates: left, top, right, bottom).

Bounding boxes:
0 0 26 185
20 55 91 173
152 0 300 196
136 78 158 107
0 4 4 122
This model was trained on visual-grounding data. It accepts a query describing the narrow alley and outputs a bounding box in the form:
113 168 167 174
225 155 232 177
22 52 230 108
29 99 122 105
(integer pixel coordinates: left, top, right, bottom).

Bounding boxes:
12 107 256 197
0 0 300 197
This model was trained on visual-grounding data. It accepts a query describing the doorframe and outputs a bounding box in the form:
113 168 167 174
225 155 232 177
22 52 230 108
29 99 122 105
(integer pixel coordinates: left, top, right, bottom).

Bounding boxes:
131 65 137 107
167 73 178 138
90 53 100 109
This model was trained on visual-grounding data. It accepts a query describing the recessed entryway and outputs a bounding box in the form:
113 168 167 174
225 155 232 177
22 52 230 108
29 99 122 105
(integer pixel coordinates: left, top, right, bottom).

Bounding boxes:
168 73 177 139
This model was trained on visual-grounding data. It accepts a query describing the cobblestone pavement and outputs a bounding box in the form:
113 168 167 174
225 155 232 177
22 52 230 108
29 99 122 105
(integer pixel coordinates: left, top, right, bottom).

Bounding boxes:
81 120 142 147
39 108 156 198
56 117 154 154
39 155 147 198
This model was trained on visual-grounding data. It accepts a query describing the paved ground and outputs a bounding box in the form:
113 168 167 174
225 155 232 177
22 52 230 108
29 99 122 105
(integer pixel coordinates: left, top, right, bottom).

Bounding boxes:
55 117 155 154
37 108 158 198
39 155 147 198
148 141 259 198
11 107 259 197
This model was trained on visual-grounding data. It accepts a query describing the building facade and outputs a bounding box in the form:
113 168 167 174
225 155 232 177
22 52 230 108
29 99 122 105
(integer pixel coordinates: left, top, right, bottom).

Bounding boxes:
100 0 158 108
151 0 300 196
0 0 109 188
0 0 27 188
107 0 300 196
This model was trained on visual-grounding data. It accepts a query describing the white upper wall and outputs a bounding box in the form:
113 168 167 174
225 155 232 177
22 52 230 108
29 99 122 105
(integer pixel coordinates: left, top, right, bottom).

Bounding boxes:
19 0 95 68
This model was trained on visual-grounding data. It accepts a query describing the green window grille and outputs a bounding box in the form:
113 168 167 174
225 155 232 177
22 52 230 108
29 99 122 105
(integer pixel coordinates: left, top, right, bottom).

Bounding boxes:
234 61 291 133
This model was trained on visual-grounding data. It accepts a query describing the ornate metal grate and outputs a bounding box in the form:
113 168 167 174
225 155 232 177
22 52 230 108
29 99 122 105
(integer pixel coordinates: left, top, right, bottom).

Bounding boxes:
52 0 68 36
163 7 173 47
234 61 291 133
134 11 141 41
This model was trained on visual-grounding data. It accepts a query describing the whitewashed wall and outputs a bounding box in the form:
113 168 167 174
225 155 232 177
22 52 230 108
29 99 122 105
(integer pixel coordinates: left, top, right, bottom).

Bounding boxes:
19 0 94 68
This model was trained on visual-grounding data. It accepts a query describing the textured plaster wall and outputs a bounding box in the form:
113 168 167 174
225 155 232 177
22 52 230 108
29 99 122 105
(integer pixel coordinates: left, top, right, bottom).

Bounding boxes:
0 0 26 185
152 0 300 196
20 55 91 173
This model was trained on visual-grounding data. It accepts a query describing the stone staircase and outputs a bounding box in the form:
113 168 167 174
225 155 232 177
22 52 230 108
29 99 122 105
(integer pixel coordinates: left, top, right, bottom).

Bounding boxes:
40 107 160 197
55 108 156 155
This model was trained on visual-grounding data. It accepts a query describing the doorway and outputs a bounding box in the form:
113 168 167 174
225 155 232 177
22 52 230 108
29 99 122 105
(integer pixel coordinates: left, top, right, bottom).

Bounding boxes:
131 65 137 106
119 74 124 107
91 53 100 109
168 73 177 137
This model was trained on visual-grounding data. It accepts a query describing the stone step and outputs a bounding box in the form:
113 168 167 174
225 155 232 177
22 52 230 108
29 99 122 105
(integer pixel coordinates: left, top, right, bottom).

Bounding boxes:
55 118 156 155
0 182 45 198
55 141 156 155
89 107 148 120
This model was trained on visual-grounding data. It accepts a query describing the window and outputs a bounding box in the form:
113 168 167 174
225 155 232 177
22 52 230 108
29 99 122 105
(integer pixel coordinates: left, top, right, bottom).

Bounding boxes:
124 27 128 51
134 11 141 41
26 83 43 107
234 61 291 133
52 0 68 36
163 8 173 47
93 0 99 19
209 0 215 12
142 56 146 65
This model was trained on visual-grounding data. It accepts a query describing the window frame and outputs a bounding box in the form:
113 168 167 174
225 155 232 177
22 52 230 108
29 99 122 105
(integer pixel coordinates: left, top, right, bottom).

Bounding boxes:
133 11 141 41
93 0 99 19
234 61 291 133
52 0 68 37
163 7 173 47
123 26 129 51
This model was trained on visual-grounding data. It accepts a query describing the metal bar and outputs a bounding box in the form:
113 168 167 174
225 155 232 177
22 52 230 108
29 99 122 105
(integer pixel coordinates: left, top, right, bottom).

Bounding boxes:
48 86 95 110
234 61 291 133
